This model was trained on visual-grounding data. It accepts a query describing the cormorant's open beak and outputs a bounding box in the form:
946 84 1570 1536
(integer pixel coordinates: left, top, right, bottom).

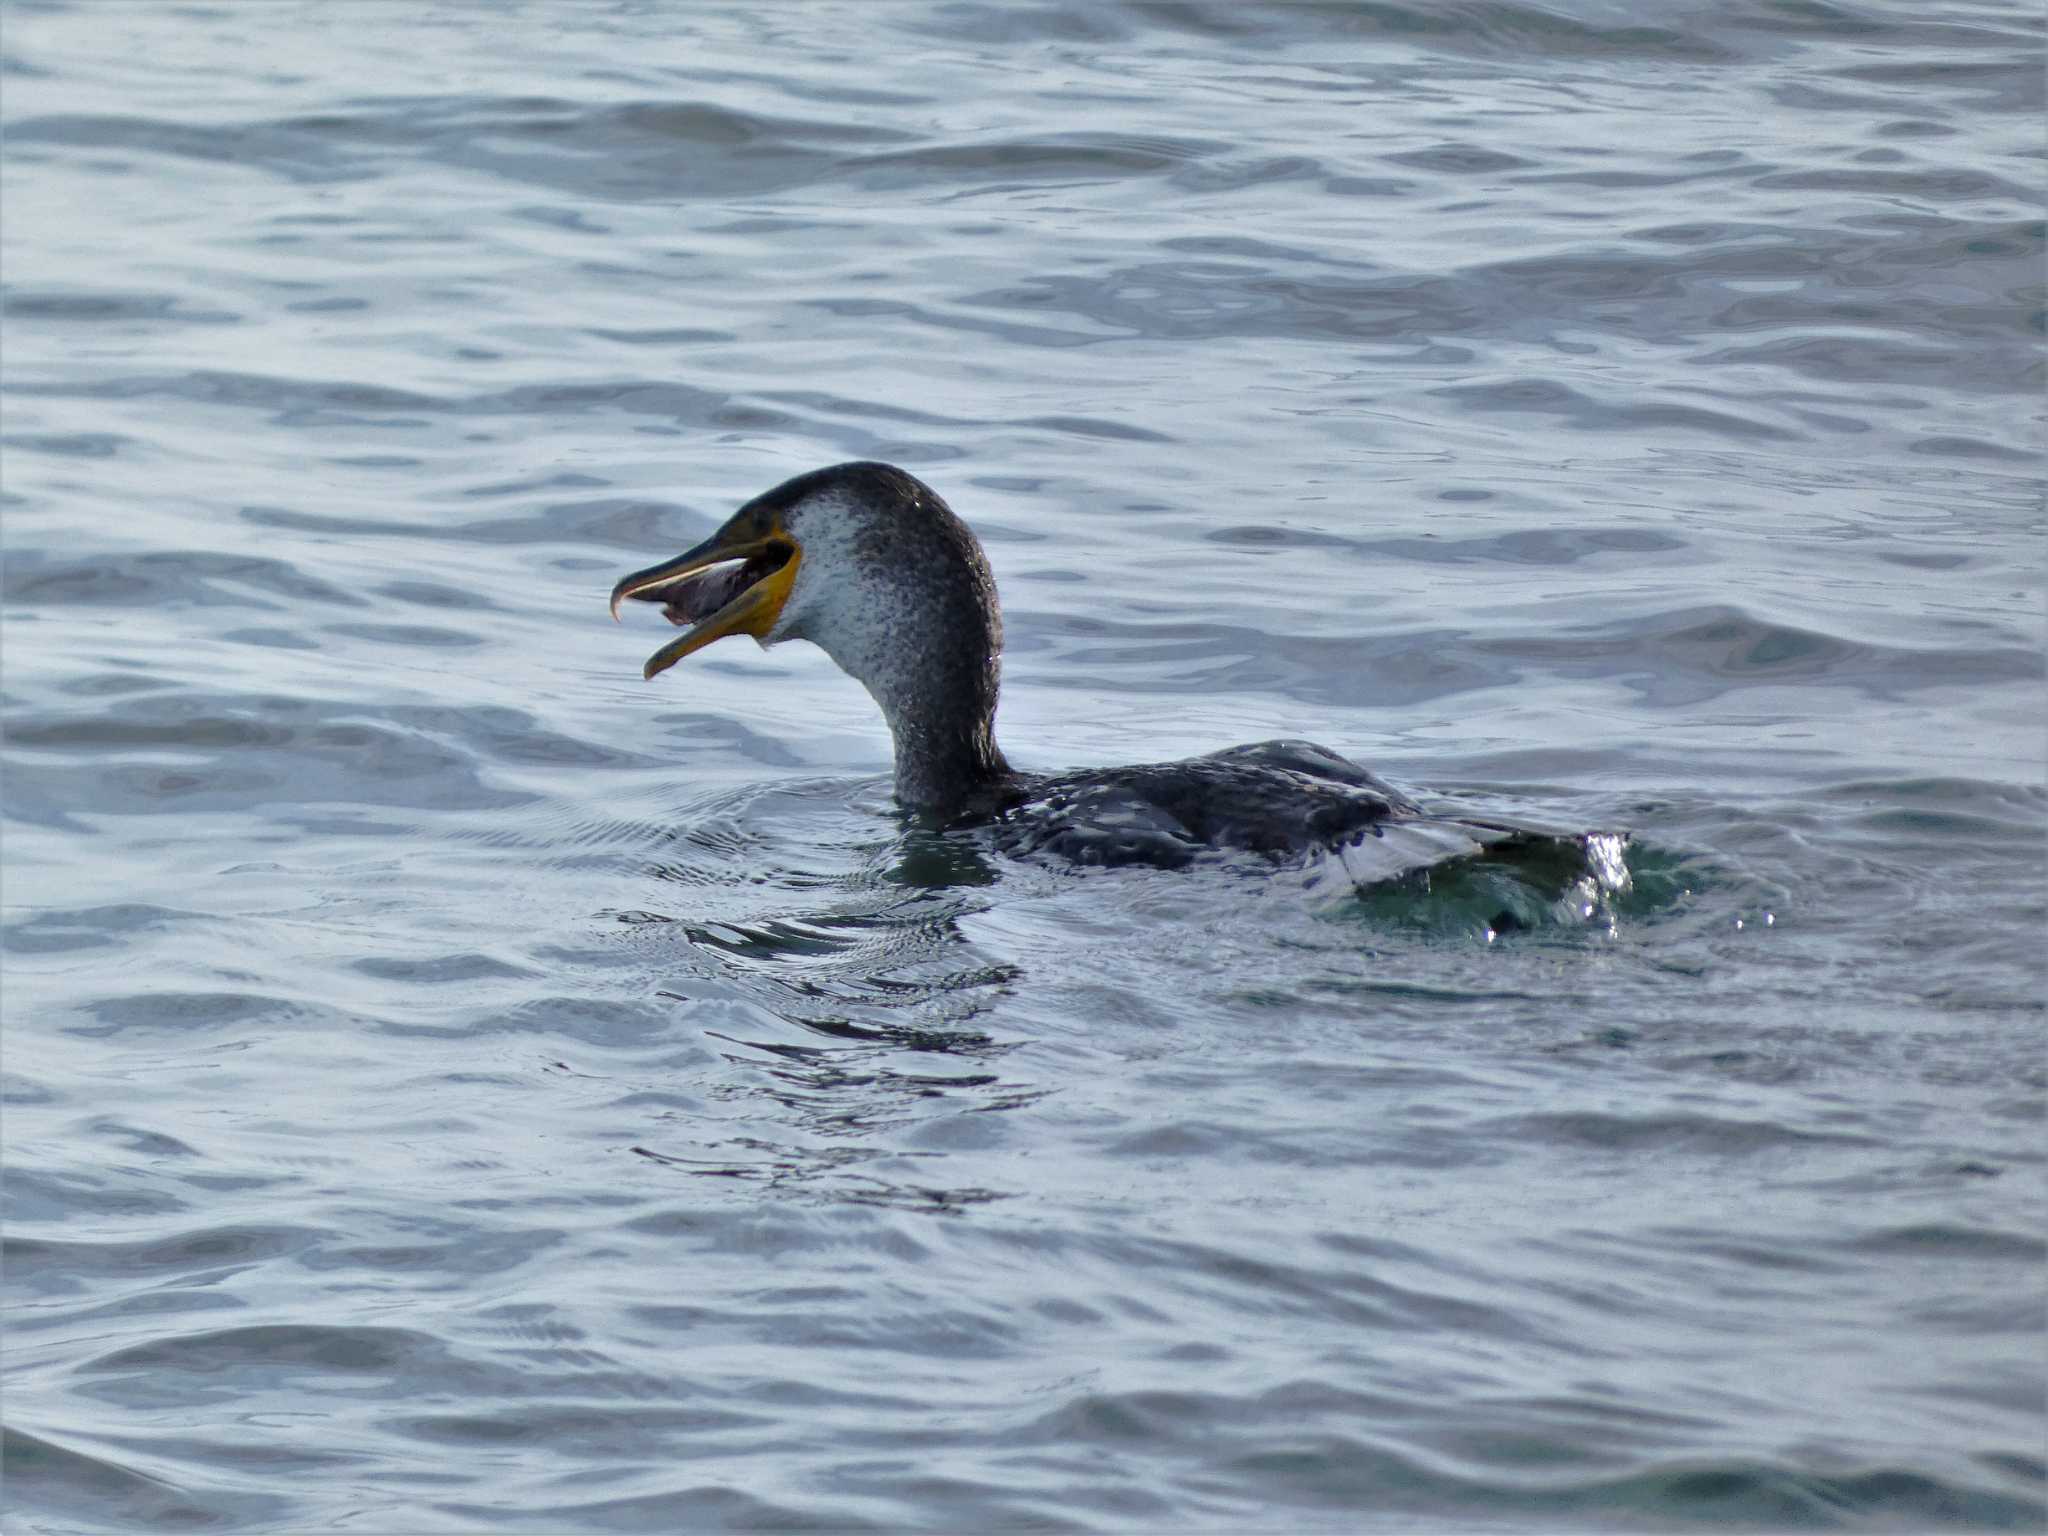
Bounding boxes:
608 509 801 681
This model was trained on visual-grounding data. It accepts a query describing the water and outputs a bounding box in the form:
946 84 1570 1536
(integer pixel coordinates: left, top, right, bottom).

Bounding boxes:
3 1 2042 1529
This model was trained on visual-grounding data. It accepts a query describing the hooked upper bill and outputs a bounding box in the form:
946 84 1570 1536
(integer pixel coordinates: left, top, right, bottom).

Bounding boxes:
609 513 800 680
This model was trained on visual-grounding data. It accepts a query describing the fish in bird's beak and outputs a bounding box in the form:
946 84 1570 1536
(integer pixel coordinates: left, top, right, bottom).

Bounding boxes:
608 504 802 680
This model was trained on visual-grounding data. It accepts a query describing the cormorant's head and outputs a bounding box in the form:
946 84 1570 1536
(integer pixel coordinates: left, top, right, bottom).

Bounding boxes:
609 461 1004 705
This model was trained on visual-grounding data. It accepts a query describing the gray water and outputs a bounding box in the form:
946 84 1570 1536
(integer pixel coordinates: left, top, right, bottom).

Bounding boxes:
3 2 2043 1531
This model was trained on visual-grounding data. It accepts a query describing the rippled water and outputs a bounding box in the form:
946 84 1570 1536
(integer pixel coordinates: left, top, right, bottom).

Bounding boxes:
4 2 2043 1530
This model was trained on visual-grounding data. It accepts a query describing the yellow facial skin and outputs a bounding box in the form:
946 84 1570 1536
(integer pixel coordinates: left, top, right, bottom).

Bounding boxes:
609 507 802 681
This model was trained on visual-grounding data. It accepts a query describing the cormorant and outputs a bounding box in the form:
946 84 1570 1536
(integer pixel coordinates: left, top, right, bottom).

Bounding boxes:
610 462 1618 884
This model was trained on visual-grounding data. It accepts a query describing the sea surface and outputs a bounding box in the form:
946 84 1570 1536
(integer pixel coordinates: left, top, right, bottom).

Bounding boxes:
2 2 2042 1531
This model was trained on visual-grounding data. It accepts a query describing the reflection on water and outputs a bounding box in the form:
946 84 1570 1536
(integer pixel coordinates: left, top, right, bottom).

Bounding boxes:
3 0 2042 1530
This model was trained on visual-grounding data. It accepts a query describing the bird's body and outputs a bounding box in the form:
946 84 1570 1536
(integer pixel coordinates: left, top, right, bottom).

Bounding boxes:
611 462 1617 884
985 739 1417 865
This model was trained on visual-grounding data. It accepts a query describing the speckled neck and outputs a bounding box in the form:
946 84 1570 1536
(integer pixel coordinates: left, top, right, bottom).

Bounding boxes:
846 539 1013 814
870 671 1011 815
767 463 1015 816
